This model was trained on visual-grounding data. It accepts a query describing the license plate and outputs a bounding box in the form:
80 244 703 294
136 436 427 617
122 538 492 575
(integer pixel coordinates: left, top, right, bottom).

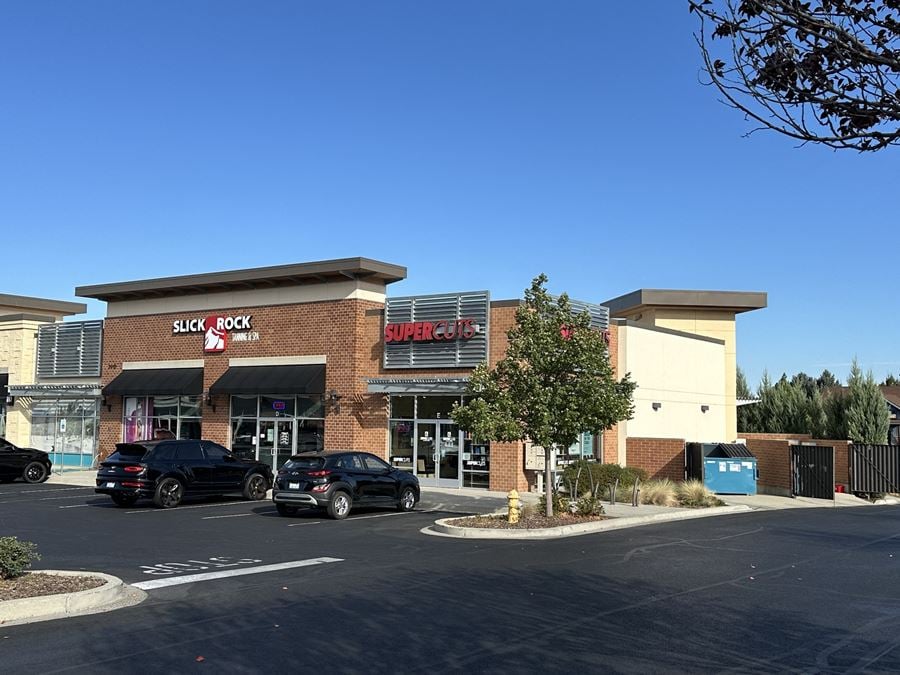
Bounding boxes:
289 482 300 490
105 482 116 488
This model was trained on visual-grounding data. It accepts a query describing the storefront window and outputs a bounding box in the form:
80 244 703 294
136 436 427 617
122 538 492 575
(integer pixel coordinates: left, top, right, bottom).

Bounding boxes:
229 395 326 459
416 396 459 420
390 396 414 420
123 396 202 442
462 436 490 488
389 421 414 471
30 398 100 469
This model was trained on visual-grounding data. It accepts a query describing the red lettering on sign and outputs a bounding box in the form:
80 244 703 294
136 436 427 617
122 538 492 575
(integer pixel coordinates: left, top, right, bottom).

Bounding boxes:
383 319 478 343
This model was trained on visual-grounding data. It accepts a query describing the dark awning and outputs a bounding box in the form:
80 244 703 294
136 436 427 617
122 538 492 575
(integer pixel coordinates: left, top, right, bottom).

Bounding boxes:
209 365 325 395
708 443 755 459
102 368 203 396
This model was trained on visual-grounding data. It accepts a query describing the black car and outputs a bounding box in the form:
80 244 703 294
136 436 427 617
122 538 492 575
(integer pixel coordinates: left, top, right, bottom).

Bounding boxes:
273 451 419 519
0 437 52 483
95 439 273 508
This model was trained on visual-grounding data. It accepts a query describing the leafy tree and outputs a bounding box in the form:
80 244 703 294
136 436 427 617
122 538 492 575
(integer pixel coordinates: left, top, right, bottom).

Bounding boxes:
691 1 900 151
452 274 636 517
846 358 890 443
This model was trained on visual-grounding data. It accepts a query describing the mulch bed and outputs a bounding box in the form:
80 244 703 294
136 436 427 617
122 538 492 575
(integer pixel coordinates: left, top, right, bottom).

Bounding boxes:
0 573 104 601
448 513 608 530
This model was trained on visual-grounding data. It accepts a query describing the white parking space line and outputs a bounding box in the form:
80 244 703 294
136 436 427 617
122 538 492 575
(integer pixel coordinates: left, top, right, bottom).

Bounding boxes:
287 521 322 527
0 494 96 505
59 503 107 509
17 486 94 495
125 501 256 514
345 512 416 521
201 513 253 520
131 557 344 590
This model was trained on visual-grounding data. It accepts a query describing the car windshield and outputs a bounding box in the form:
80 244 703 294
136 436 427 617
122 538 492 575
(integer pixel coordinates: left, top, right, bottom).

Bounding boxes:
282 456 326 471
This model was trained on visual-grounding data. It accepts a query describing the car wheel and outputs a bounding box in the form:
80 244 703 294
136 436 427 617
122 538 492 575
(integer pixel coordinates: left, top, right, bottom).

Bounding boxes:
111 493 139 507
275 503 298 516
397 486 417 512
242 473 268 501
327 491 352 520
22 462 48 484
153 477 184 508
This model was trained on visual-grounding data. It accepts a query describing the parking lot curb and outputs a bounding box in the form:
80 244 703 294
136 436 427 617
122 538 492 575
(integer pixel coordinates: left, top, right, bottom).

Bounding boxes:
424 504 753 540
0 571 146 627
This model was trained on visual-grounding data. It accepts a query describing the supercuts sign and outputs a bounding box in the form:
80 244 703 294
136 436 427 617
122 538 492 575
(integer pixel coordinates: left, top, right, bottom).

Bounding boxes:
172 315 253 353
383 292 489 369
384 319 477 344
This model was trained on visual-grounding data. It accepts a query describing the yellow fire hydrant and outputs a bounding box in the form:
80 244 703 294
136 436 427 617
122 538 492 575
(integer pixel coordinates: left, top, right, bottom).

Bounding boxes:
507 489 520 524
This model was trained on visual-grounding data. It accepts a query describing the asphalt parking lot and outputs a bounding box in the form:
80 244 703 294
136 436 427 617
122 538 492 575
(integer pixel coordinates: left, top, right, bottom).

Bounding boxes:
4 481 900 674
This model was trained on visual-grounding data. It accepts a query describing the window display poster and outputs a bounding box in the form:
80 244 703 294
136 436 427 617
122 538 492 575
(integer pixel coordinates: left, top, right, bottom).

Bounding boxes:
124 397 149 443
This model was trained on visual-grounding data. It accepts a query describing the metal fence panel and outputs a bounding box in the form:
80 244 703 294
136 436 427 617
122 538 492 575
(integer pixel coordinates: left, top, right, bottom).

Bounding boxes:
850 444 900 494
791 445 834 499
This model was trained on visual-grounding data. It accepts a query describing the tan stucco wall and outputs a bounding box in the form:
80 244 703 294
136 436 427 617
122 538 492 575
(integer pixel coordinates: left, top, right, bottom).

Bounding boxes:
617 323 727 460
625 308 737 441
0 318 46 445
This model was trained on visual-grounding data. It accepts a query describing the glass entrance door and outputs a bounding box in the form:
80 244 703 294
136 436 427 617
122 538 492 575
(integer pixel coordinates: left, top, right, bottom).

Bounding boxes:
415 421 460 487
258 419 294 472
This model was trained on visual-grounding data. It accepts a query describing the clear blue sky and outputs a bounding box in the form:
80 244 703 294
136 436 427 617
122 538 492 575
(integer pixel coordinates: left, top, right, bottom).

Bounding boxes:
1 1 894 389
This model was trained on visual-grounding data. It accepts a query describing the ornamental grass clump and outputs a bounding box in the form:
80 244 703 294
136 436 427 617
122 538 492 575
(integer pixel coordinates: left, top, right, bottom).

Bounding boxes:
640 479 679 507
0 536 40 580
676 480 724 508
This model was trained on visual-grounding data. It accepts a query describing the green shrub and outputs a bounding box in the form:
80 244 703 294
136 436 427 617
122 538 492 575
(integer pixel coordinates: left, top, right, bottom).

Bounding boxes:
0 536 40 580
676 480 724 508
560 460 648 500
640 479 679 507
537 490 570 515
575 494 606 516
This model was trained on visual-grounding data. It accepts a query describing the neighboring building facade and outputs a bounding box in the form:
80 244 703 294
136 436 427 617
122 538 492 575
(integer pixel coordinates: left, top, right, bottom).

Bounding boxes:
0 294 91 459
72 259 766 490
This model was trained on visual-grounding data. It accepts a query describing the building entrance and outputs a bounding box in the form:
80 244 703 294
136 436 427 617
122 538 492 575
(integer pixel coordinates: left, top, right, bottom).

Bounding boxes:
415 421 461 488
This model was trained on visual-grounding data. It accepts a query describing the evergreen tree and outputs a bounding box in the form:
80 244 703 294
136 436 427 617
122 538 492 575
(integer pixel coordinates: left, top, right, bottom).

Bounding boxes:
736 366 761 433
881 373 900 387
846 359 890 444
816 370 840 390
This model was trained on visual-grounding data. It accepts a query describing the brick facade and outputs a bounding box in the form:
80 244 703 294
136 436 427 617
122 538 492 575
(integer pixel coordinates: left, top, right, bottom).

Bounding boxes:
625 437 685 482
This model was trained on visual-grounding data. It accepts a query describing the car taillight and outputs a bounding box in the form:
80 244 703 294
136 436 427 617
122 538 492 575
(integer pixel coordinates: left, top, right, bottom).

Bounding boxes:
311 483 330 492
124 466 144 473
307 470 331 477
121 481 141 488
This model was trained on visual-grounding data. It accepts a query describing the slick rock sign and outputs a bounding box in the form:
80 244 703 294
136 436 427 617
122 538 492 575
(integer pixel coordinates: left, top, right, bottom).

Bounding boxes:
172 315 255 353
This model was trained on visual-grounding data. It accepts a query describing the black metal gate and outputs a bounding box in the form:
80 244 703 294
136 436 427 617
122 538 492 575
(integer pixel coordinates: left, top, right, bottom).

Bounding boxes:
849 445 900 494
790 445 834 499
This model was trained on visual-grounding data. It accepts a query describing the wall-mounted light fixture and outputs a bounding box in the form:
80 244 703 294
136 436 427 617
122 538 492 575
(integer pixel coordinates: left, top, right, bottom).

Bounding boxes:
652 402 661 411
700 405 710 413
101 396 112 412
204 391 216 412
5 395 14 407
327 389 343 415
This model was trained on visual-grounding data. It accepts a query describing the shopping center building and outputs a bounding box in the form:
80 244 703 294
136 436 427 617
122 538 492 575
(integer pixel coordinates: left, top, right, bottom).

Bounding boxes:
63 257 764 491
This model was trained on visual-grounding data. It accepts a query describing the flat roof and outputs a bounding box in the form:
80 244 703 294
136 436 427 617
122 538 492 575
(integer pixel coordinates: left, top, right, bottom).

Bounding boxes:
76 257 408 303
603 289 767 317
0 293 86 316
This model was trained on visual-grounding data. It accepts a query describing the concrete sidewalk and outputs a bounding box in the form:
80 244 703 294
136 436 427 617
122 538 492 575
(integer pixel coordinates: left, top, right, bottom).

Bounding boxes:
47 470 97 487
723 492 875 510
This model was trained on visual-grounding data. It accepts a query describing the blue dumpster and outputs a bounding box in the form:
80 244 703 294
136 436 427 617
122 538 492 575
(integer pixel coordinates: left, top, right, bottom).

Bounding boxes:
701 443 758 495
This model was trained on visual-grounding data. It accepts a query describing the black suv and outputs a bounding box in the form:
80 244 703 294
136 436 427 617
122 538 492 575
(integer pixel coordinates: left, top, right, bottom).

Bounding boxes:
0 437 52 483
273 451 420 519
95 439 272 508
